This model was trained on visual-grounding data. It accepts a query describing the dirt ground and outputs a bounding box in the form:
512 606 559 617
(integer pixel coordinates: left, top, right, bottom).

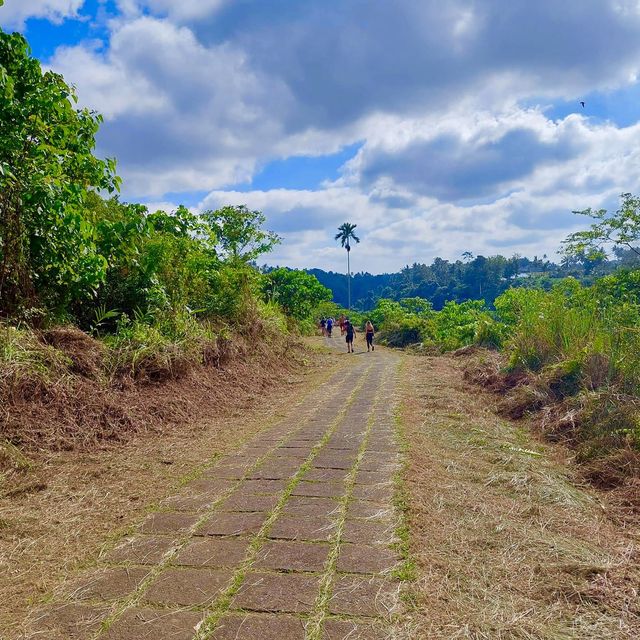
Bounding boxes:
399 354 640 639
0 341 344 639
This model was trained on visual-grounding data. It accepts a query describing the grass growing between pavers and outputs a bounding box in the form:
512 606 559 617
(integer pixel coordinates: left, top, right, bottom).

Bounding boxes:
304 403 376 639
81 363 365 639
306 358 403 640
192 362 378 639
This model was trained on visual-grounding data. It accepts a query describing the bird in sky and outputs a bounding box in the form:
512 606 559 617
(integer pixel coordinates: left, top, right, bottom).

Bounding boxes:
580 101 585 108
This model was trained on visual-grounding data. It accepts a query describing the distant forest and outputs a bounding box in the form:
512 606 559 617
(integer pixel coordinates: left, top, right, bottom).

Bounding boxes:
305 249 640 311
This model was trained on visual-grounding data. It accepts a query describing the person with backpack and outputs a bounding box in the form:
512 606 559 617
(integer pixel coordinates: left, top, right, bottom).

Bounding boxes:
345 319 356 353
365 320 375 352
320 317 326 336
326 317 334 337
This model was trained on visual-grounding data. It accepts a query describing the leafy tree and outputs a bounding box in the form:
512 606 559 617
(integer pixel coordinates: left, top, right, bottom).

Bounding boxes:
201 205 280 263
0 29 118 316
562 193 640 261
334 222 360 310
263 268 331 320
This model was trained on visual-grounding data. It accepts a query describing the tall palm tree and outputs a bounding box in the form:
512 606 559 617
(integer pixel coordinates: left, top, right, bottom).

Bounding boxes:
335 222 360 310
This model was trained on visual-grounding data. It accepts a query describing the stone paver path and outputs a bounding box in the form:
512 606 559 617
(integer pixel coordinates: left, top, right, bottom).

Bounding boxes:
27 337 405 640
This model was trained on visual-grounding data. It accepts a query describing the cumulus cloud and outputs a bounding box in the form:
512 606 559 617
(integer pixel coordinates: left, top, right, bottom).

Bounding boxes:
0 0 84 28
118 0 230 22
31 0 640 269
50 16 298 195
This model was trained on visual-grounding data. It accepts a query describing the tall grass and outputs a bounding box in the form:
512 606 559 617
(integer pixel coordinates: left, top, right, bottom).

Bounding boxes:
496 277 640 394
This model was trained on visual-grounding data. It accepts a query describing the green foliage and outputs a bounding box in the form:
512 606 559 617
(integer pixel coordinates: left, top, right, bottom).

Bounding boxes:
263 268 332 321
0 36 287 340
0 30 119 315
368 296 495 350
201 205 280 263
495 276 640 394
432 300 494 351
562 193 640 261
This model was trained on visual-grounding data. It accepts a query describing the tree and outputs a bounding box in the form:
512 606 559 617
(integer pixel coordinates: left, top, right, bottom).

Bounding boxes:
0 30 119 317
263 268 332 320
334 222 360 310
562 193 640 262
201 205 280 263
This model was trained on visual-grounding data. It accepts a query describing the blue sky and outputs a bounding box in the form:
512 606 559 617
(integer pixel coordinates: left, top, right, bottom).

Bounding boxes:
4 1 640 272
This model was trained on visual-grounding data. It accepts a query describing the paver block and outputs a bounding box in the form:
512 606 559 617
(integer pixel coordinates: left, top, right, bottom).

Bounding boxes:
358 462 400 474
139 512 200 535
189 478 237 494
342 520 396 545
66 567 149 602
220 492 279 513
268 516 336 542
304 467 349 482
273 447 310 459
337 544 399 574
313 453 356 470
249 461 299 480
352 483 394 502
355 470 393 485
291 481 344 498
162 492 218 512
242 479 289 494
197 512 265 537
104 535 176 565
220 452 262 465
282 439 316 448
143 568 231 607
254 540 330 572
365 441 398 453
212 614 306 639
328 576 398 617
103 607 204 640
322 619 389 639
204 465 247 480
347 501 394 520
325 437 361 449
232 572 319 613
282 496 340 518
360 453 401 467
230 447 266 458
27 603 108 640
175 537 249 568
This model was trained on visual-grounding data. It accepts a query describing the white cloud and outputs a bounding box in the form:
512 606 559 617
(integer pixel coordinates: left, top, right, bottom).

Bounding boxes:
33 1 640 270
0 0 84 28
115 0 229 21
50 16 297 195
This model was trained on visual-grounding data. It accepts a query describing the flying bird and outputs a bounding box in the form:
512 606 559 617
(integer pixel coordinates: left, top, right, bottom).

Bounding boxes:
580 101 585 108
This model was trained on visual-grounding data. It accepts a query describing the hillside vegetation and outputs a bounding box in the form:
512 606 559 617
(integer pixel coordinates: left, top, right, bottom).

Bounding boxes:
308 246 638 311
0 30 330 463
362 259 640 496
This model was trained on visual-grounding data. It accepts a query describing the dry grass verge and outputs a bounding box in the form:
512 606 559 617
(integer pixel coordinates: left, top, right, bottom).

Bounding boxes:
400 354 639 639
0 337 342 639
462 350 640 519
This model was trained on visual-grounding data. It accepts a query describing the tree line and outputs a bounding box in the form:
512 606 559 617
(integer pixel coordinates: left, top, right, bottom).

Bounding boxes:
307 249 638 311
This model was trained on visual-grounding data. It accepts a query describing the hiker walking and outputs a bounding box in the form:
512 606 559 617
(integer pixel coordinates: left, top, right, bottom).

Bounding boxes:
345 319 356 353
326 317 334 337
339 314 346 335
320 317 327 336
365 320 375 352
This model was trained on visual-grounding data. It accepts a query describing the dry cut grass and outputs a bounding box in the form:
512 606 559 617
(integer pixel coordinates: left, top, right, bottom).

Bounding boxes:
400 354 639 639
